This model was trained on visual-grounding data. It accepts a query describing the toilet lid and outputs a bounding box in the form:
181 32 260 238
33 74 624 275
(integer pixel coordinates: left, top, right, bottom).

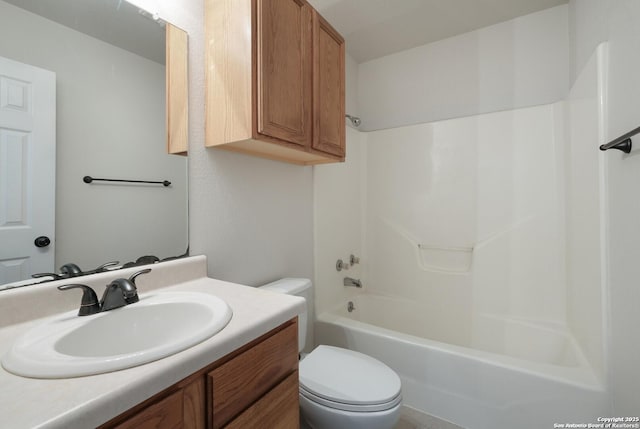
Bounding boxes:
299 346 401 408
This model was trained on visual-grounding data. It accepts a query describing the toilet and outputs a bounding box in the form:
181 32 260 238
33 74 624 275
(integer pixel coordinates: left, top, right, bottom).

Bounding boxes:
260 278 402 429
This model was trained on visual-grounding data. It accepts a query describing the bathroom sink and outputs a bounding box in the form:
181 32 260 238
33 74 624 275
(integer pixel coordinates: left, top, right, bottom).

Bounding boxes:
2 291 232 378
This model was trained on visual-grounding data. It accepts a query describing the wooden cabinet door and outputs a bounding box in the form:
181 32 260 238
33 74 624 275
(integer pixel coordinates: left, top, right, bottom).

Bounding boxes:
208 322 298 428
111 390 183 429
225 372 299 429
166 23 189 155
103 377 205 429
312 12 345 158
255 0 313 147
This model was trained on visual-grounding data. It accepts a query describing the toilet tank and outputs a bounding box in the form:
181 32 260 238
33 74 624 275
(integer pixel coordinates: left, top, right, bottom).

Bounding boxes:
259 278 312 353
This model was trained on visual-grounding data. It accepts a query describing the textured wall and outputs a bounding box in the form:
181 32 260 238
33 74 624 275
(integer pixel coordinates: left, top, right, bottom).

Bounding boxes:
125 0 314 286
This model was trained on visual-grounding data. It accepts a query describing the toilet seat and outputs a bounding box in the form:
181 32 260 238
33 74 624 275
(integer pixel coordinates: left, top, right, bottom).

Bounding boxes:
300 384 402 412
299 345 402 413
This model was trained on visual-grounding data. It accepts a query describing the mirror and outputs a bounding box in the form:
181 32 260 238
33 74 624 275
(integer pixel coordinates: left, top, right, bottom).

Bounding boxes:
0 0 188 289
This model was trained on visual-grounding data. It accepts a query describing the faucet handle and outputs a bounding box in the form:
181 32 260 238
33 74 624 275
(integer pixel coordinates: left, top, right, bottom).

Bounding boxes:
336 259 350 271
32 272 63 280
59 263 83 277
58 284 101 316
129 268 151 285
93 261 120 272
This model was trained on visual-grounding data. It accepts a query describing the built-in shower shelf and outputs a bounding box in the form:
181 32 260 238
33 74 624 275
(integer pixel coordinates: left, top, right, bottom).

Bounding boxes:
416 244 473 274
417 244 474 252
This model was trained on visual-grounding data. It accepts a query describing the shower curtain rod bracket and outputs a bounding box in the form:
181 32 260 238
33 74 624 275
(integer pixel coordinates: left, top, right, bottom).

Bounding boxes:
599 124 640 153
599 138 632 153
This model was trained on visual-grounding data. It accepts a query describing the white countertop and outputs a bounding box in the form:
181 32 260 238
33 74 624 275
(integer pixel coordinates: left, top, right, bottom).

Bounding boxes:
0 256 305 429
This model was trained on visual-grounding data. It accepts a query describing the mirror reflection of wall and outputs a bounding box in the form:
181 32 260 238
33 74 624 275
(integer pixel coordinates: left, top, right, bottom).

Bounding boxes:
0 0 188 288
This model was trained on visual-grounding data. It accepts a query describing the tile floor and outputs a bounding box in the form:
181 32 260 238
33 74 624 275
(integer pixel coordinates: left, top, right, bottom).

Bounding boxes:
394 406 464 429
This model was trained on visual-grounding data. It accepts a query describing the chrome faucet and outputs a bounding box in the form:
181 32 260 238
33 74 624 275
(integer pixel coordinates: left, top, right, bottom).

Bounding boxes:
58 269 151 316
343 277 362 288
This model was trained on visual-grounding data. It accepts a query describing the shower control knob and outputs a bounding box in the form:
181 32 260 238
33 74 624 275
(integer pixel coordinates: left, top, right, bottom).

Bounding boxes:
336 259 350 271
34 236 51 248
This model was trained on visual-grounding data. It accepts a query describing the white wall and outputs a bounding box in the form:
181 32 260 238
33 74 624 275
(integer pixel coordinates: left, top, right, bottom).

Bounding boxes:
606 3 640 413
315 105 566 335
363 104 566 327
313 126 365 315
564 45 607 383
314 6 570 319
126 0 314 287
313 52 362 315
568 0 640 415
345 54 359 119
316 8 571 326
568 0 610 82
0 1 188 270
357 5 569 131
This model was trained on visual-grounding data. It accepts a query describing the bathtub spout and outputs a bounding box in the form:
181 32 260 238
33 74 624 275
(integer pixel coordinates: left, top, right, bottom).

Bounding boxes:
343 277 362 288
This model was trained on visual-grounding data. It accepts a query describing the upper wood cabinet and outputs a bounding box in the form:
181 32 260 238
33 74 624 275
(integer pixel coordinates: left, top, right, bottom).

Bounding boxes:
313 13 345 158
256 0 313 148
205 0 345 165
166 24 189 156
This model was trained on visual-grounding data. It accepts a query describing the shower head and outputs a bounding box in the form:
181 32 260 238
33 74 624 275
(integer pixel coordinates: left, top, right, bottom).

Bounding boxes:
346 114 361 127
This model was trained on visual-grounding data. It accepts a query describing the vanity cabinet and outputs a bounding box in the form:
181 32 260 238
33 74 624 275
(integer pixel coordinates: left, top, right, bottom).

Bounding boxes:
205 0 345 165
107 378 205 429
100 319 299 429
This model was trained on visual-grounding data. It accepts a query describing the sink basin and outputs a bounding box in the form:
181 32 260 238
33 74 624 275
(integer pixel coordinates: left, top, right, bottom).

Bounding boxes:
2 291 232 378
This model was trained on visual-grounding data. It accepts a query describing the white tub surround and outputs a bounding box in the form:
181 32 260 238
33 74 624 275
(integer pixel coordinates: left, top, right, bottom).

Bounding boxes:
316 294 609 429
0 255 305 429
314 88 612 425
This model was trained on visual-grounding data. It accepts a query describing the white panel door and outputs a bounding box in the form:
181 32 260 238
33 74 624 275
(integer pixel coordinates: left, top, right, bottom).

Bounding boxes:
0 56 56 284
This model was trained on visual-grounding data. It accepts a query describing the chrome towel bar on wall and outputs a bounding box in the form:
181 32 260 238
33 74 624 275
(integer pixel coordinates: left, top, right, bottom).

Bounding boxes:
83 175 171 187
599 125 640 153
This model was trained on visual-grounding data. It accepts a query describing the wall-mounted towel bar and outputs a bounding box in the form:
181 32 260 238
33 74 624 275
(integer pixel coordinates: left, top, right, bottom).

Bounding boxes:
83 175 171 187
599 125 640 153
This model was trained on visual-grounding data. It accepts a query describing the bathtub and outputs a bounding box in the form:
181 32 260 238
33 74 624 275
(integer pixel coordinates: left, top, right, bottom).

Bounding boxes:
315 293 609 429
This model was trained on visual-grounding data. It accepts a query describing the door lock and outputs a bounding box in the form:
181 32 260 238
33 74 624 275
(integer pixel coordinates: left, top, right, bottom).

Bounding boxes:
34 236 51 248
